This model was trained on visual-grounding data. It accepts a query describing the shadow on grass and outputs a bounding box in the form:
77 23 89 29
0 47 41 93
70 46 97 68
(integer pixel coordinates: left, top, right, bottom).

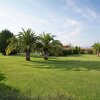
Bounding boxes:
14 53 59 59
0 72 34 100
0 72 20 100
27 59 100 71
0 73 5 81
68 54 85 57
16 53 43 59
0 72 77 100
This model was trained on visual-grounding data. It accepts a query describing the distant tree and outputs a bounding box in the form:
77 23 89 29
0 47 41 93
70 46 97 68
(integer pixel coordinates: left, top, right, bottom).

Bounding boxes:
92 42 100 57
87 49 94 54
6 28 37 61
73 46 80 54
38 32 62 60
0 29 14 55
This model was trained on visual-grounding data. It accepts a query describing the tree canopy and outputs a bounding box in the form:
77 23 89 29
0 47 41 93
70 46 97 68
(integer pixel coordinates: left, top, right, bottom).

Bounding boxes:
0 29 14 55
92 42 100 56
38 32 63 60
6 28 37 61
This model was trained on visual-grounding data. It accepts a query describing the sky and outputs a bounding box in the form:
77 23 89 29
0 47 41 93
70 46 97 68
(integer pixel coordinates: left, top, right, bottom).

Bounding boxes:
0 0 100 47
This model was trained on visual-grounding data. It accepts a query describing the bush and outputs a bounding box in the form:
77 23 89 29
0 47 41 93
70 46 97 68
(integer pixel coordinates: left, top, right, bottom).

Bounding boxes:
8 50 17 55
73 46 80 54
87 49 94 54
80 49 85 54
0 29 15 55
62 49 73 56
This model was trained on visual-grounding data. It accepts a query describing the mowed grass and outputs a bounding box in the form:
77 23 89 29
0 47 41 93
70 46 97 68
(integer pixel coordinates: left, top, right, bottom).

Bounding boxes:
0 54 100 100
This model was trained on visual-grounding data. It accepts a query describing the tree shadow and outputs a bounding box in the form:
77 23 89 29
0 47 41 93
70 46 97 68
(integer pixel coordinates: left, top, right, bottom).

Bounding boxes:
16 53 43 58
0 72 21 100
0 73 6 81
66 54 83 57
0 72 77 100
15 53 59 59
27 59 100 71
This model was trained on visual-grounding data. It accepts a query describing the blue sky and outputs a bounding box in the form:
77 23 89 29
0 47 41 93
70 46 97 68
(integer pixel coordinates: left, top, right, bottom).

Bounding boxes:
0 0 100 47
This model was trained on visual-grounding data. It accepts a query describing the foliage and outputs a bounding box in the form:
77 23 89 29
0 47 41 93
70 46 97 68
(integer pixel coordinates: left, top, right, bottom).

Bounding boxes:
49 40 63 56
6 28 37 60
92 42 100 56
85 49 94 54
38 33 63 59
62 49 73 56
73 46 80 54
80 49 85 54
62 46 80 56
0 29 14 55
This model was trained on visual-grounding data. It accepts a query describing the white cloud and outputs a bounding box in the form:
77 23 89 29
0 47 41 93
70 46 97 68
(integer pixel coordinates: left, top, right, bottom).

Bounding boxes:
66 0 98 21
63 18 81 28
52 26 81 46
82 8 97 20
0 9 49 34
46 16 82 45
68 27 80 37
1 11 48 25
66 0 82 13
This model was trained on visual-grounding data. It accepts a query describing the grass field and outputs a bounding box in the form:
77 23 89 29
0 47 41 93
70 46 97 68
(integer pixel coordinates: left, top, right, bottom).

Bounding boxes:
0 54 100 100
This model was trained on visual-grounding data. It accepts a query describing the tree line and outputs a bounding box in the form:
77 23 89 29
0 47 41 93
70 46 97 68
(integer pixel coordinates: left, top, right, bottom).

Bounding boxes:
0 28 100 61
0 28 63 61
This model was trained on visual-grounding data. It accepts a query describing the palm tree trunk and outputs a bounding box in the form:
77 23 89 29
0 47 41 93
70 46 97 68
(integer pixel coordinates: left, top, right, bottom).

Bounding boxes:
25 52 30 61
44 51 49 60
97 51 100 57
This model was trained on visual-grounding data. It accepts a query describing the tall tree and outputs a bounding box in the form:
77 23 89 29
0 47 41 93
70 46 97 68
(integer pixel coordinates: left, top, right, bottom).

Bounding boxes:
92 42 100 57
38 32 62 60
0 29 13 55
6 28 37 61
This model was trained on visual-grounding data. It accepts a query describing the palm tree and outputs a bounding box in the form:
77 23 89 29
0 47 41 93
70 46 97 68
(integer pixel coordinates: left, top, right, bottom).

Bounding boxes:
6 28 37 61
49 40 63 56
92 42 100 57
38 32 62 60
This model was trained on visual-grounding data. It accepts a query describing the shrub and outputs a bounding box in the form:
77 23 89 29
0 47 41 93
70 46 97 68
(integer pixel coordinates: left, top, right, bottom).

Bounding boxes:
80 49 85 54
0 29 17 55
62 49 73 56
73 46 80 54
87 49 94 54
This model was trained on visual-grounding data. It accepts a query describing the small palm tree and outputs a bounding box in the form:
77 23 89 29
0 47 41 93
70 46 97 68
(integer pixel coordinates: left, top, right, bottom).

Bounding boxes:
50 40 63 56
92 42 100 57
6 28 37 61
38 32 62 60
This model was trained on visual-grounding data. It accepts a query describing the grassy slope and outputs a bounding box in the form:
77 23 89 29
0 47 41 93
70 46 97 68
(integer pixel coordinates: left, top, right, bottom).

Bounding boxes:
0 54 100 100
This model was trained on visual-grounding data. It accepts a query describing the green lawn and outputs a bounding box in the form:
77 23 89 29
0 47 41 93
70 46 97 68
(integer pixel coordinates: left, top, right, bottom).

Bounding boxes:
0 54 100 100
